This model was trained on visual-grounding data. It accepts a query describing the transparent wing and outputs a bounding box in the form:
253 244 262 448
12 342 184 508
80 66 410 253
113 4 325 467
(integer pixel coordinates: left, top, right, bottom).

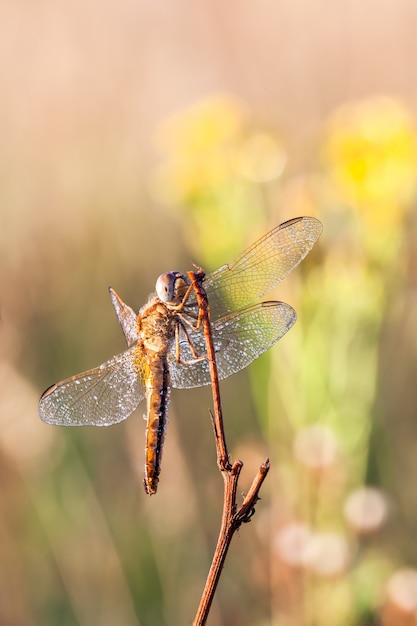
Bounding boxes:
109 287 139 347
168 301 296 389
39 347 147 426
199 216 322 320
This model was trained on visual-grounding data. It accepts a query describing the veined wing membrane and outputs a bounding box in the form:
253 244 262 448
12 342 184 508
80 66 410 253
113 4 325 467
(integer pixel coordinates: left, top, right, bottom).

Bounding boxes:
169 301 296 389
109 287 138 347
38 347 146 426
201 216 322 320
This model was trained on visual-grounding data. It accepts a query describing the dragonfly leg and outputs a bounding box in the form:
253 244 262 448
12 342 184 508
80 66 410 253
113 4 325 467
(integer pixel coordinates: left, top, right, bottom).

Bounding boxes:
176 308 204 333
169 280 196 312
174 319 208 365
168 270 207 327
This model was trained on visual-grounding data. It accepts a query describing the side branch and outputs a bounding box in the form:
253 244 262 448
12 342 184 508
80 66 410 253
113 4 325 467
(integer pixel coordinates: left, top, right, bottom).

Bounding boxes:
234 458 270 527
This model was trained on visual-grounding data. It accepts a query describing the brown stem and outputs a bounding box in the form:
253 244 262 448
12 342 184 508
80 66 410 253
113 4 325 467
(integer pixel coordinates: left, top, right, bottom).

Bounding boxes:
193 460 242 625
187 270 230 472
188 271 270 626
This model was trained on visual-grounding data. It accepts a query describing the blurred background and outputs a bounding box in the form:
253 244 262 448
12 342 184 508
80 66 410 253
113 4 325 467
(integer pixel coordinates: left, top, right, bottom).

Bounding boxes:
1 1 417 624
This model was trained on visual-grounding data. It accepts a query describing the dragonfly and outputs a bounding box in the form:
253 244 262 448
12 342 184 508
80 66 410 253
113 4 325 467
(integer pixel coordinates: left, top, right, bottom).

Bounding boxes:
39 216 322 495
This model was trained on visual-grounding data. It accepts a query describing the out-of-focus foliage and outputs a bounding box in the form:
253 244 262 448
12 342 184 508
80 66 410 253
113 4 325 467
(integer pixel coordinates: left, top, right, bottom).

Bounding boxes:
2 1 417 623
149 94 417 625
2 86 417 625
150 95 287 268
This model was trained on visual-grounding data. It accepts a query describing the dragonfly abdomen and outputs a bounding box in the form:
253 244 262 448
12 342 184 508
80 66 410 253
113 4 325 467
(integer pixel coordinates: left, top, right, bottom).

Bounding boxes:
144 356 170 495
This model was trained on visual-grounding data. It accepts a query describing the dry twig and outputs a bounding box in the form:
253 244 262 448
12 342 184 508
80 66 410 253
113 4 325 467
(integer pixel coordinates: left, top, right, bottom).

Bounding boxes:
188 270 270 626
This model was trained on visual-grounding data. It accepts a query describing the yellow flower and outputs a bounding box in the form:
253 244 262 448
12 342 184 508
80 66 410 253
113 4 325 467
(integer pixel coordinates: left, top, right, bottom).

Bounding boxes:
151 95 246 205
322 97 417 233
150 95 285 266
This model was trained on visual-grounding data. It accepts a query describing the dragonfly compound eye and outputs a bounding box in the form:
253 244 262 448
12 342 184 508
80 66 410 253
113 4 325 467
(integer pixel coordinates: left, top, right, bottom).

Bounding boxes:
156 272 190 303
156 273 177 302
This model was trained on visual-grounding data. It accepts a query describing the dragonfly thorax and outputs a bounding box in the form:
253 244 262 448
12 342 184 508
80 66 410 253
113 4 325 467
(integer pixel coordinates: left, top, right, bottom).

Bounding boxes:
155 271 190 305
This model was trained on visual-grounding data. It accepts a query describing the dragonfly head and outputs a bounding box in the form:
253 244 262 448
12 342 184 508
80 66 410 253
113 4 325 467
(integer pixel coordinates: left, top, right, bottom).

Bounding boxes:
156 272 190 305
